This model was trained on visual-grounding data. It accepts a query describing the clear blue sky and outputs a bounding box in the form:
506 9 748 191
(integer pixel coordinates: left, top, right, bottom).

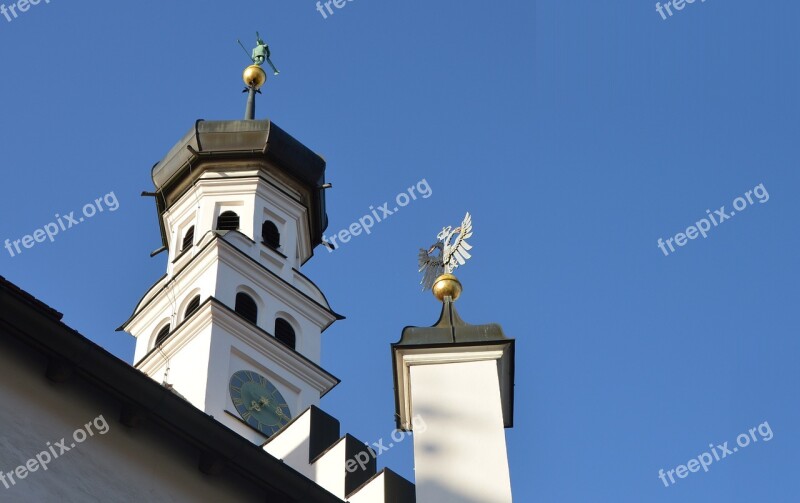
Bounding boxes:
1 1 798 501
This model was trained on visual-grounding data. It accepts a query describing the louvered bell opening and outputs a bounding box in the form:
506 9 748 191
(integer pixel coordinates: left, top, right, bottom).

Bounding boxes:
275 318 296 350
155 324 171 347
182 226 195 251
235 293 258 324
216 211 240 231
262 221 280 249
184 296 201 318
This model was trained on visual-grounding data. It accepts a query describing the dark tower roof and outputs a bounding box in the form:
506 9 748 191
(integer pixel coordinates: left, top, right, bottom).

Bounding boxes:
150 119 328 254
395 299 510 346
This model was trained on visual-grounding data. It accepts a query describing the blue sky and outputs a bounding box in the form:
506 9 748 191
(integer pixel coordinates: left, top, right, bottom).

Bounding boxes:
1 1 798 501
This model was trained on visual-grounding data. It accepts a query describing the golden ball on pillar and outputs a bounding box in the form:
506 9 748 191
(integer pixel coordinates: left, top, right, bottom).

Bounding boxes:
243 65 267 89
432 273 463 302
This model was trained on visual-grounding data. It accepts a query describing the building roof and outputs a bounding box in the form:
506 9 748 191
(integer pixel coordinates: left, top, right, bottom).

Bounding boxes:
0 276 343 503
149 119 329 254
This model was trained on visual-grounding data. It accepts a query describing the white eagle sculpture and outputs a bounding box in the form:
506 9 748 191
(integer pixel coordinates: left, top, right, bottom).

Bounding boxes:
418 212 473 291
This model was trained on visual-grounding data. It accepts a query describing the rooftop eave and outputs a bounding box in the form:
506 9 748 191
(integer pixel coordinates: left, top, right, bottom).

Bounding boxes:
150 119 328 252
392 339 515 431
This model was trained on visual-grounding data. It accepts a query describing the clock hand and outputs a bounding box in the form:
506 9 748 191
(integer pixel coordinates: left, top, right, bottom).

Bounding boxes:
246 396 272 413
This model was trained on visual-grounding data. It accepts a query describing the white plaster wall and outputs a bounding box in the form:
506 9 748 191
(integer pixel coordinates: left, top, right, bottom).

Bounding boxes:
161 169 311 277
215 258 323 363
162 172 258 264
199 305 335 444
312 439 348 499
347 472 385 503
254 181 305 273
0 344 266 502
129 254 219 364
410 360 513 503
292 271 330 306
156 324 214 410
129 236 330 364
263 408 314 479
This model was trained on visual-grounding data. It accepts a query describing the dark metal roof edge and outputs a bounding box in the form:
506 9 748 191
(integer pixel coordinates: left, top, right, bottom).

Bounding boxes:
0 275 63 322
391 338 516 429
261 405 342 468
260 404 319 447
391 345 404 431
309 434 348 465
394 300 509 346
347 467 416 502
291 267 345 324
116 272 169 332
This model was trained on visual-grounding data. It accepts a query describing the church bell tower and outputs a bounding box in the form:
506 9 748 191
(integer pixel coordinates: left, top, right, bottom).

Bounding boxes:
119 43 342 444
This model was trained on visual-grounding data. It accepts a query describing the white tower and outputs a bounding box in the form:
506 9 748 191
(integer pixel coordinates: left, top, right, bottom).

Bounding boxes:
119 119 342 443
392 275 515 502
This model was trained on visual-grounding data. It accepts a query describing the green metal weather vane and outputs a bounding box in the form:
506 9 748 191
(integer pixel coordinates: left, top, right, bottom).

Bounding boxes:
238 32 280 76
238 32 279 120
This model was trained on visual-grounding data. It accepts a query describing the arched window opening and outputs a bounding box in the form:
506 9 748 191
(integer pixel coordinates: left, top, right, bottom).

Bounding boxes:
184 295 201 319
155 324 171 347
182 226 195 251
275 318 296 350
235 292 258 324
262 221 280 249
216 211 240 231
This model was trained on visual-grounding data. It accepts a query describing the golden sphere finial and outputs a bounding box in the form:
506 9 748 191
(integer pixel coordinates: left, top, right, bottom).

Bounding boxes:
243 65 267 90
432 273 463 302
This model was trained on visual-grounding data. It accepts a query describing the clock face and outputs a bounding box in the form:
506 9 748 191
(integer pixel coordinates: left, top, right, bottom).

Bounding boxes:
229 370 292 436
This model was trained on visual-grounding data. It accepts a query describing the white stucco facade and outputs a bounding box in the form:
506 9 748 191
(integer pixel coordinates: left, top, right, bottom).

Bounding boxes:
0 342 268 502
399 346 515 503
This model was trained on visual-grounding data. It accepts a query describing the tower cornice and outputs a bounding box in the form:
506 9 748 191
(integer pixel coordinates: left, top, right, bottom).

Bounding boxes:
119 231 342 335
135 298 340 398
392 340 515 431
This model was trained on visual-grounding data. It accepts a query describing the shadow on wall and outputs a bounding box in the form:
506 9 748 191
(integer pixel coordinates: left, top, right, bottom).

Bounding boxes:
411 405 510 502
417 481 489 503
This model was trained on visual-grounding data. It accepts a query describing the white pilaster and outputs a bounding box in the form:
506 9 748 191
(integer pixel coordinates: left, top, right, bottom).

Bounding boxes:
410 358 513 502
